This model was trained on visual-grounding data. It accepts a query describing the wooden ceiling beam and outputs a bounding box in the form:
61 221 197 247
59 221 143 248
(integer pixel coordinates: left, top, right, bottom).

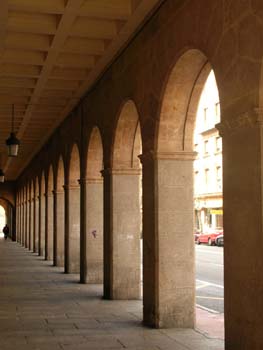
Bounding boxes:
1 64 41 78
6 32 52 51
8 11 58 35
71 18 118 39
3 49 46 66
50 67 88 80
8 0 66 15
56 53 95 69
79 0 132 20
62 37 105 55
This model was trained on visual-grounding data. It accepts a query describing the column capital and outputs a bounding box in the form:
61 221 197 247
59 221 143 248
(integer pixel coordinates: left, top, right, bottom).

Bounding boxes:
101 168 141 176
87 177 103 184
64 183 79 190
53 189 64 195
216 108 263 137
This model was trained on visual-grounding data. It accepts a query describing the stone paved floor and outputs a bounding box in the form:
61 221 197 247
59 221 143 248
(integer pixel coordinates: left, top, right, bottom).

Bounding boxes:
0 238 224 350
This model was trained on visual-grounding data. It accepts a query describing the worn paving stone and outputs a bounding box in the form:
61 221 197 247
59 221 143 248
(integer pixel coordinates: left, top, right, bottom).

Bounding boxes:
0 240 224 350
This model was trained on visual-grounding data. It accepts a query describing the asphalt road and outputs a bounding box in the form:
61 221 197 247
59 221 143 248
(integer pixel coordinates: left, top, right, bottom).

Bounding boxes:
195 244 224 314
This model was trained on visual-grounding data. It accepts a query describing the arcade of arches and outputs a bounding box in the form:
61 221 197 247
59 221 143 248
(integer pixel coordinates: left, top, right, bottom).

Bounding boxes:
2 1 263 349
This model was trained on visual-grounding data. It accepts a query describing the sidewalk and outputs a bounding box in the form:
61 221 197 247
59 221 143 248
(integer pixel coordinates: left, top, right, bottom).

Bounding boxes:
0 238 224 350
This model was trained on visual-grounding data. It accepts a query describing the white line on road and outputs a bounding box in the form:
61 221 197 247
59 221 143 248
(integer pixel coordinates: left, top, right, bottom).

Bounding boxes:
196 303 220 314
197 296 224 300
196 279 224 289
196 249 223 256
196 282 211 290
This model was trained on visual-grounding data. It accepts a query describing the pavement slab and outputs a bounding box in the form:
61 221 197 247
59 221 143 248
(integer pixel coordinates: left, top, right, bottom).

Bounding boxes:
0 238 224 349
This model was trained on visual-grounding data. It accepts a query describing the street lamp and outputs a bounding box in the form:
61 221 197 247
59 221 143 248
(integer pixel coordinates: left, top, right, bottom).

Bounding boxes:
6 104 20 157
0 169 5 183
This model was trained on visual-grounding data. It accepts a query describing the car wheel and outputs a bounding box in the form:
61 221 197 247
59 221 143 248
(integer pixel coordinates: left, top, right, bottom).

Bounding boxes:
197 239 201 245
208 238 212 246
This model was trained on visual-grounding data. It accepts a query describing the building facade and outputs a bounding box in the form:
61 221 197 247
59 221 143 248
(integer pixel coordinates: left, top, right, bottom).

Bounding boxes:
194 72 223 233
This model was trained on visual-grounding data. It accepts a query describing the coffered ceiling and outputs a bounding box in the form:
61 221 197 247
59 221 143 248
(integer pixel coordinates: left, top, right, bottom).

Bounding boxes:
0 0 162 180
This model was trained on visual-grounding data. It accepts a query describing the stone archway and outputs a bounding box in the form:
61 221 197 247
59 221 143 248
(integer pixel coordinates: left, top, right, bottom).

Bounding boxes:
145 49 217 328
105 100 142 300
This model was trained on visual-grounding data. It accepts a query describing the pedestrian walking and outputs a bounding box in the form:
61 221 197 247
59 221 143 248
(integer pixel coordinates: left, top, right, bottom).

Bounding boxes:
3 224 9 240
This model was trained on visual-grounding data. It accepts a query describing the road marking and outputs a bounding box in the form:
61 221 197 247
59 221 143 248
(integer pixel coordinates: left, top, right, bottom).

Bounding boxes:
196 279 224 289
196 303 220 314
196 249 223 255
196 296 224 300
196 261 224 267
196 282 210 290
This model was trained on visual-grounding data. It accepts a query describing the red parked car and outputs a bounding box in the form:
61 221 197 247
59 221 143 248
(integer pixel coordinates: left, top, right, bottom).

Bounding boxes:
196 230 223 246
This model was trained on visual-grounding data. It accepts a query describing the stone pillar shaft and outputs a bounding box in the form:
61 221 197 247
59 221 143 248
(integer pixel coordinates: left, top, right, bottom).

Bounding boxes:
40 194 45 256
85 178 103 284
103 168 141 300
56 191 65 267
218 110 263 349
79 178 87 283
65 184 80 273
46 193 54 261
142 151 196 328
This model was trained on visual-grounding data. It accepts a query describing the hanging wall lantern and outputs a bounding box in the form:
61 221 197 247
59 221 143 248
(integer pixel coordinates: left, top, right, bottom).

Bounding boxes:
0 169 5 183
6 104 20 157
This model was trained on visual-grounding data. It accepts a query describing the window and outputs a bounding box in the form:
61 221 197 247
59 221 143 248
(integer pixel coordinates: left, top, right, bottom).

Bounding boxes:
205 168 210 187
204 140 209 154
194 143 199 152
204 107 208 124
215 102 220 122
215 136 222 152
216 166 222 190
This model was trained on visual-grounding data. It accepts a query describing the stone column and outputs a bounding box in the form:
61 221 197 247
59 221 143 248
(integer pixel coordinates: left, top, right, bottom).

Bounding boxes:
141 151 196 328
79 178 87 283
32 197 36 252
21 203 24 245
46 192 54 261
35 196 39 254
217 109 263 349
102 168 141 299
85 177 103 283
65 183 80 273
30 198 34 251
53 190 57 266
16 205 20 243
54 189 64 267
25 199 28 248
39 193 46 257
27 199 31 249
64 184 69 272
